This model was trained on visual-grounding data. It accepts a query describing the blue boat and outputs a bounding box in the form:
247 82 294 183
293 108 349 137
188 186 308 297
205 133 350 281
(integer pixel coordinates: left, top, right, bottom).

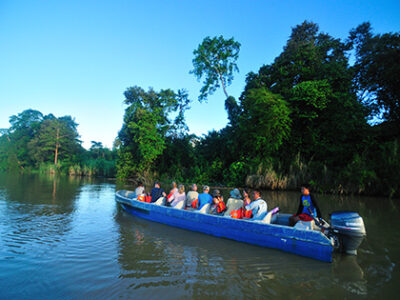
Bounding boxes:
116 190 366 263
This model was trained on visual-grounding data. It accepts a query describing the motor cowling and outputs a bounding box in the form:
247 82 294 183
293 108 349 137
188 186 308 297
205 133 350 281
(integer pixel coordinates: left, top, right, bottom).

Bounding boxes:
330 211 366 255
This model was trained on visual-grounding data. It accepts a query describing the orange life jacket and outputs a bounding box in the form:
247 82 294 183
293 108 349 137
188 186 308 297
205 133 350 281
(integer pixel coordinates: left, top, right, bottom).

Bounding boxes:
192 198 198 209
137 195 145 202
244 209 252 218
217 201 226 213
243 199 252 218
231 207 244 219
144 195 152 203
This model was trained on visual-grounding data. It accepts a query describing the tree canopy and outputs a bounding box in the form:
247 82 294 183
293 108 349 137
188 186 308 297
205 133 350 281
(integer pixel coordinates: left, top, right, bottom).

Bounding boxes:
191 35 241 102
2 20 399 197
349 22 400 123
117 86 191 179
113 21 399 196
0 109 116 176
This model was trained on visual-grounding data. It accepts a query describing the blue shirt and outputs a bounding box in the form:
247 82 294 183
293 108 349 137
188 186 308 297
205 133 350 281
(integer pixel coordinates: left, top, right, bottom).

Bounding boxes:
301 195 317 217
198 193 213 209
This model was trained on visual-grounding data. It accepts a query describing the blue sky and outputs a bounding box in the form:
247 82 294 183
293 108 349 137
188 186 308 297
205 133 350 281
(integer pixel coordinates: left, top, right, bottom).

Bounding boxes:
1 0 399 149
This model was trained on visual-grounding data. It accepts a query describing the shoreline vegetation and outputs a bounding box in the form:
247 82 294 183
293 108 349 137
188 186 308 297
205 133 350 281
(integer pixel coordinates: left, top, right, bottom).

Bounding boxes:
1 21 399 198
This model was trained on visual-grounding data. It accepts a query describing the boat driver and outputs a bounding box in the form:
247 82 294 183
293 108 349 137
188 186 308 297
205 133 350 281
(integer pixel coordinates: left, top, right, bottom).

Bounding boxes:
289 183 322 226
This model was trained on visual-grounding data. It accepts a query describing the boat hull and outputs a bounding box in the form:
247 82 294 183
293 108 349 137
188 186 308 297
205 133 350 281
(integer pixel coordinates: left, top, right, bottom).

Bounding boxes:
116 190 333 262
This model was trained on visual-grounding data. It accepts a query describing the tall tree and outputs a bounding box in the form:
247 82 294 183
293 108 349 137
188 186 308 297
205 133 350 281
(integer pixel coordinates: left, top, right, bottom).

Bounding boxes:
0 110 83 171
28 115 81 166
5 109 43 169
117 86 190 178
243 21 367 165
191 36 241 102
349 22 400 124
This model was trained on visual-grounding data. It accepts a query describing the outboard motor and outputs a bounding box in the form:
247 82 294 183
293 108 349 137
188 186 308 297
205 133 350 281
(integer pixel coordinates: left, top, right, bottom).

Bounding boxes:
330 211 366 255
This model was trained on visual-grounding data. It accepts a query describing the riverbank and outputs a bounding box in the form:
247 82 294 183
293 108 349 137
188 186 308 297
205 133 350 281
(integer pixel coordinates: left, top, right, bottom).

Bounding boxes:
16 157 399 198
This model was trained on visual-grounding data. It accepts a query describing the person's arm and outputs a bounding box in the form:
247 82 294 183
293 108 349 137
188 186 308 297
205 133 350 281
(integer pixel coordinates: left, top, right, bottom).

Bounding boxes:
168 193 175 202
246 200 257 211
311 194 322 218
295 195 303 216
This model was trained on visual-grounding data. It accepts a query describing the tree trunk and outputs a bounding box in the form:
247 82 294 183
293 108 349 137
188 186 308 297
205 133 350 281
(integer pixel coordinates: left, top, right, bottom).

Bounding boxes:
219 72 229 98
203 54 229 99
54 128 59 165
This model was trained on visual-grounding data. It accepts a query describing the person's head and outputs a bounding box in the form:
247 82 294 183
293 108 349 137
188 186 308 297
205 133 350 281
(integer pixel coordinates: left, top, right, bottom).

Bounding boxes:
243 188 250 198
154 181 160 188
301 183 310 196
138 181 143 187
171 181 177 188
203 185 210 193
212 189 221 198
191 183 197 191
230 188 241 199
178 184 185 194
253 189 261 200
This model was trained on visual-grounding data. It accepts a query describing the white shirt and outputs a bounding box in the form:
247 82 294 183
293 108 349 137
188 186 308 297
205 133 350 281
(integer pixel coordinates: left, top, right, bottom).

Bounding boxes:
135 186 145 196
246 198 267 218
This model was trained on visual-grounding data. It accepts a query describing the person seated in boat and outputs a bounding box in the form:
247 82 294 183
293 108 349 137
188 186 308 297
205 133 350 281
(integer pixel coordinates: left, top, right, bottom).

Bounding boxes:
135 182 145 196
245 189 267 220
224 188 244 217
167 181 178 201
210 189 226 214
289 183 322 226
230 188 242 200
243 189 251 206
150 181 166 203
186 183 198 209
167 184 186 209
197 185 213 210
242 188 253 218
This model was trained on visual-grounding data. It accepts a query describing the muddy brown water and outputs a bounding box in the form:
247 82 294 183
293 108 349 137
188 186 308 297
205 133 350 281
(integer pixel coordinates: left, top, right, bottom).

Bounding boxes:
0 174 399 299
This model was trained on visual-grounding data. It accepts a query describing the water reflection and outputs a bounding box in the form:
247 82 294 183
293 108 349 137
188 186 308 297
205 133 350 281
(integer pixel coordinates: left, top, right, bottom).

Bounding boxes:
115 205 378 298
0 173 120 299
0 173 83 259
332 255 367 296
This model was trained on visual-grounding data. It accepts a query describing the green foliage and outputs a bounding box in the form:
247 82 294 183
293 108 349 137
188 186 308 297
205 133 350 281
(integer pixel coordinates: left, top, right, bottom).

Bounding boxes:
239 88 292 157
27 115 80 165
225 96 240 126
117 86 190 179
191 35 240 101
339 154 377 194
4 21 397 198
2 109 44 169
110 22 398 196
244 21 368 167
365 139 400 197
290 80 331 119
0 110 116 177
349 22 400 123
223 160 249 187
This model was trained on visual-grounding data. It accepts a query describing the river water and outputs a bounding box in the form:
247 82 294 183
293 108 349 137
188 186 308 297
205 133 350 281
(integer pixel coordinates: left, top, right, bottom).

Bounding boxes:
0 174 399 299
